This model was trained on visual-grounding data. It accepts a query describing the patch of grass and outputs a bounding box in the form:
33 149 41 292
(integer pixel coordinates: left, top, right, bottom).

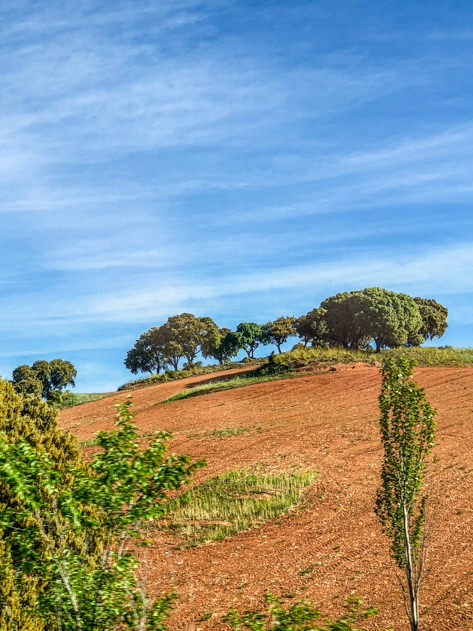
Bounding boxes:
58 392 114 409
78 438 97 447
159 372 311 404
382 345 473 366
274 344 473 370
189 426 262 438
165 468 317 546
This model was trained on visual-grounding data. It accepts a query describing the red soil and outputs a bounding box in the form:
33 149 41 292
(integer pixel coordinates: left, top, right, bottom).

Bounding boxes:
60 364 473 630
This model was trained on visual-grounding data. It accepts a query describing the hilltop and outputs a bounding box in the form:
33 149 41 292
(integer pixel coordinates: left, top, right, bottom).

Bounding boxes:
60 363 473 630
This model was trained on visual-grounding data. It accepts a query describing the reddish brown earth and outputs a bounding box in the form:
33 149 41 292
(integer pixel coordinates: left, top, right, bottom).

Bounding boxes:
60 364 473 630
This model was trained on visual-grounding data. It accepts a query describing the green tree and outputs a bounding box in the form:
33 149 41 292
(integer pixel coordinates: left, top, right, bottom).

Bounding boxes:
164 313 218 366
407 298 448 345
295 308 328 347
162 340 184 371
320 291 367 349
124 329 167 375
0 392 204 630
31 360 52 395
263 316 296 353
201 327 239 364
12 360 77 402
126 314 221 375
11 365 43 398
235 322 266 359
49 359 77 393
352 288 423 352
375 358 436 631
321 288 423 352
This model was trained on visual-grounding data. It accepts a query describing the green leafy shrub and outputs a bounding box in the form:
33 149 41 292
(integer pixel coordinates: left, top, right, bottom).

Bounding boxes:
0 391 204 630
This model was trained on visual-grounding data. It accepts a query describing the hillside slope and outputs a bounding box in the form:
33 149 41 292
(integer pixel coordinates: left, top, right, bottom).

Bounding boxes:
60 364 473 630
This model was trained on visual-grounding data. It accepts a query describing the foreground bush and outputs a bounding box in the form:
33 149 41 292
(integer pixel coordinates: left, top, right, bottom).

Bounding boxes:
0 388 204 630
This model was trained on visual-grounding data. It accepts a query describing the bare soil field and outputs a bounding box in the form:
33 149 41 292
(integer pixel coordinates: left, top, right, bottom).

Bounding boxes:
60 364 473 630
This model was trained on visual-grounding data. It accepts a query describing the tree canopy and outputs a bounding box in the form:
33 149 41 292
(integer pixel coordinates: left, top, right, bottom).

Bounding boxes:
295 308 328 347
124 313 220 374
123 291 449 376
11 359 77 402
312 288 446 352
235 322 266 358
263 316 296 353
350 288 423 352
0 382 204 630
201 327 239 364
321 291 368 349
411 297 448 343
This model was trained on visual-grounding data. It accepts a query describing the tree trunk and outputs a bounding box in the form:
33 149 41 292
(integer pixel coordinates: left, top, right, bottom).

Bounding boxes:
403 504 419 631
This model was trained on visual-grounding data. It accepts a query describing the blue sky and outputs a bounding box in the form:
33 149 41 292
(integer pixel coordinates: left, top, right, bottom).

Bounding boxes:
1 1 473 392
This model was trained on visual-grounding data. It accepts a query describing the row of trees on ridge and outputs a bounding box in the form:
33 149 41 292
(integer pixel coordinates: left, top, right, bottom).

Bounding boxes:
125 288 448 375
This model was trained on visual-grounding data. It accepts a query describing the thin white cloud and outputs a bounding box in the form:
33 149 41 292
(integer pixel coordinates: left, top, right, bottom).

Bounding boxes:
0 241 470 333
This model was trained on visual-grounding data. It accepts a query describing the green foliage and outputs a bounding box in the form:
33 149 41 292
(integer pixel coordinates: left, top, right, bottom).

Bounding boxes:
163 313 219 365
11 359 77 402
223 593 384 631
0 379 82 629
11 364 43 397
124 330 167 375
166 468 316 546
351 288 422 352
320 288 423 351
320 291 368 349
383 345 473 365
271 345 376 370
295 308 328 346
410 297 448 344
263 316 297 353
0 392 204 630
201 327 240 364
125 314 219 374
375 358 436 631
235 322 266 358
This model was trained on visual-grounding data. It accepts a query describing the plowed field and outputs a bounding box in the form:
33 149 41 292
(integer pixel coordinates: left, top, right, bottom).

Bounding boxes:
60 364 473 630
